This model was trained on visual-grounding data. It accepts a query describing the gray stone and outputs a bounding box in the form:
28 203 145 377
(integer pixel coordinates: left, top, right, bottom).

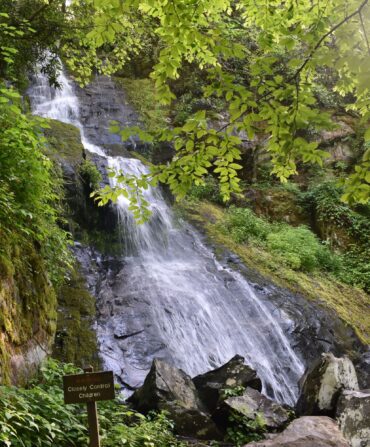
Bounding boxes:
193 355 262 412
296 353 359 416
215 387 290 431
128 359 221 440
356 350 370 389
244 416 350 446
336 389 370 447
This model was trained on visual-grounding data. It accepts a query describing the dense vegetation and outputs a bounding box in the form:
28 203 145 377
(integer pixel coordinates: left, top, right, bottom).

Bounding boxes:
0 360 183 447
187 177 370 292
0 89 71 286
74 0 370 209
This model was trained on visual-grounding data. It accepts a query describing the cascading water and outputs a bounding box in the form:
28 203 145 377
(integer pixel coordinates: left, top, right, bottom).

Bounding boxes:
29 69 305 406
29 70 105 157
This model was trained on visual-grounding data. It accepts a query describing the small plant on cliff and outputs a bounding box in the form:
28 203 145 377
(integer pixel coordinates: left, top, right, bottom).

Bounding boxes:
225 411 266 446
79 159 102 190
220 385 245 399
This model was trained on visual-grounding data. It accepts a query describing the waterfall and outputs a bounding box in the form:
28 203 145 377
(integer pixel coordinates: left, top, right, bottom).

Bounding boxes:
29 69 305 406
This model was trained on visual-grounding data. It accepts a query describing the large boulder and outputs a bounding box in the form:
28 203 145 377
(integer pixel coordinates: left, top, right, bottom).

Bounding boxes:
244 416 350 447
215 387 290 431
336 389 370 447
296 353 359 416
128 359 221 439
193 355 262 412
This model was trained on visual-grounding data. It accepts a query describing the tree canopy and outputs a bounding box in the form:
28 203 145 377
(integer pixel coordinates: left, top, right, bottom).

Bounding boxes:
1 0 370 211
62 0 370 208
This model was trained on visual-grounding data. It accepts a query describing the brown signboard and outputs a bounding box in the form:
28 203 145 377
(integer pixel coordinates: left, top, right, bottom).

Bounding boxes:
63 371 115 405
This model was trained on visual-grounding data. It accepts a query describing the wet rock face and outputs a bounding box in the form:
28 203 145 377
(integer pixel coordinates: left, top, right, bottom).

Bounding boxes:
218 250 367 381
75 76 145 155
336 389 370 447
244 416 350 447
215 387 290 431
356 350 370 389
128 359 221 440
296 353 359 417
193 355 262 413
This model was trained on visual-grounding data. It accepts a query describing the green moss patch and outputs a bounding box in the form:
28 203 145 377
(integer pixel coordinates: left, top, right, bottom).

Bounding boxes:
0 233 57 384
53 266 100 369
178 200 370 345
131 150 153 166
43 118 85 163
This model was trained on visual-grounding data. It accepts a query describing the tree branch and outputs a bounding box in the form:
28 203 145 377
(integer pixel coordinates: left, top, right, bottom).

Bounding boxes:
27 0 56 23
290 0 369 81
359 10 370 56
218 0 369 134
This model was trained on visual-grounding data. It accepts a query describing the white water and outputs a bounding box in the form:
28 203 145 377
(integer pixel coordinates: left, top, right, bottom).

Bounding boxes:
29 69 305 406
30 70 105 157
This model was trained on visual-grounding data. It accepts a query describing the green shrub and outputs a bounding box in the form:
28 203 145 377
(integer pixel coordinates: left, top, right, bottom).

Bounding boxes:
301 180 370 287
79 159 102 190
302 180 370 243
337 246 370 292
226 411 266 446
0 361 87 447
316 243 342 273
187 175 223 204
267 226 326 271
221 206 342 273
222 207 270 243
101 410 182 447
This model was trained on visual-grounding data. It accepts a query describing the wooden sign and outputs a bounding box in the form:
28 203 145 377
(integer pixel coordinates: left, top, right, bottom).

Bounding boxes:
63 367 115 447
63 370 115 404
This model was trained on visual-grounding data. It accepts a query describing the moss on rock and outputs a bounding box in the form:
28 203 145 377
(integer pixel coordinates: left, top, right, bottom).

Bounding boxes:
0 233 57 385
248 186 308 226
43 118 85 163
53 265 100 369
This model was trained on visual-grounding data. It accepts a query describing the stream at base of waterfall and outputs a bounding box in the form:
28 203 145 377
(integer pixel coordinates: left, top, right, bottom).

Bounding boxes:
28 69 305 407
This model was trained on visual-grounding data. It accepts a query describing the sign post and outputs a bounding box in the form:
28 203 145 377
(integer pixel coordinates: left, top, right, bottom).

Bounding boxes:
63 367 115 447
84 367 101 447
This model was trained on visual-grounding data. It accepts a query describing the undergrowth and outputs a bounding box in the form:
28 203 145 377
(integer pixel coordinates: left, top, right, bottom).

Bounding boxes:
187 176 370 291
220 206 339 274
0 360 183 447
226 411 266 446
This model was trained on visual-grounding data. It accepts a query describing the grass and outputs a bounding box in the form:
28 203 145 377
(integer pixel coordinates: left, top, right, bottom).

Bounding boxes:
177 199 370 345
